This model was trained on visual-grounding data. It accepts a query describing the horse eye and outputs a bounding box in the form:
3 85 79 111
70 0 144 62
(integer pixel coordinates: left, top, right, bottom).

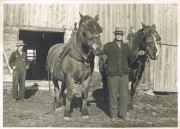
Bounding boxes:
86 26 90 31
145 32 150 37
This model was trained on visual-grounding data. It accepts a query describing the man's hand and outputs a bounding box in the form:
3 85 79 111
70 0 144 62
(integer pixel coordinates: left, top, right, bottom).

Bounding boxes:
26 66 29 69
137 50 146 57
13 66 16 70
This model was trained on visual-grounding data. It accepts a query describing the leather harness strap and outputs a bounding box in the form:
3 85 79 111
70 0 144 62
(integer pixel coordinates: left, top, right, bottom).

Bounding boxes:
69 32 86 62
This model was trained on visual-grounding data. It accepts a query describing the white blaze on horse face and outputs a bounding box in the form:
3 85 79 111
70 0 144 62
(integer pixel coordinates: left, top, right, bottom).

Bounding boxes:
152 34 159 58
90 38 102 55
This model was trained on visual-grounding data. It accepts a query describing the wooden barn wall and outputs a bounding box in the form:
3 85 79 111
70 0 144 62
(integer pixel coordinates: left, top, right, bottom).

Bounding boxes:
152 4 177 92
3 4 177 91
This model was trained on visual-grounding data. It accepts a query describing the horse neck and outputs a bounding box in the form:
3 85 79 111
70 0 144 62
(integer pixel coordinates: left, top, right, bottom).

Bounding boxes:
131 30 145 53
72 29 89 60
131 30 149 65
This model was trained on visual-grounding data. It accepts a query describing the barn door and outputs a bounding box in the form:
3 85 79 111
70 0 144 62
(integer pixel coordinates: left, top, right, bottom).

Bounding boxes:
153 45 177 92
19 30 64 80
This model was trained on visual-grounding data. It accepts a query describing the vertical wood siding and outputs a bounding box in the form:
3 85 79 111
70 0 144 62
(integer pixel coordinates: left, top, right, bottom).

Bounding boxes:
3 4 177 91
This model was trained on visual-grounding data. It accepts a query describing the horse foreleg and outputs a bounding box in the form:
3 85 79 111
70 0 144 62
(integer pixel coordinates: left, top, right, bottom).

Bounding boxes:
129 64 145 110
129 79 139 110
64 76 74 119
52 80 63 111
60 82 66 106
81 75 92 118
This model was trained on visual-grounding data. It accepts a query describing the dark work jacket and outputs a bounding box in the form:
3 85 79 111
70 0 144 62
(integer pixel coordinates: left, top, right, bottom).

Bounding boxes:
9 50 29 72
103 40 134 76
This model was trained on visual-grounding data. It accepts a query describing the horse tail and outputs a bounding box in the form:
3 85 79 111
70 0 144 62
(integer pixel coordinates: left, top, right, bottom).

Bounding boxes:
47 68 51 91
46 53 52 91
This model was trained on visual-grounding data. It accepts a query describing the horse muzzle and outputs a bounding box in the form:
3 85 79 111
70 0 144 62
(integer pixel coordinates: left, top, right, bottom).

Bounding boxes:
88 40 102 56
148 51 159 60
92 46 102 56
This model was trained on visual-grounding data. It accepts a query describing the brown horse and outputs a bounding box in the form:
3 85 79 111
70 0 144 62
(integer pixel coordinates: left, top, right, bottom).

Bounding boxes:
99 22 161 109
46 13 103 119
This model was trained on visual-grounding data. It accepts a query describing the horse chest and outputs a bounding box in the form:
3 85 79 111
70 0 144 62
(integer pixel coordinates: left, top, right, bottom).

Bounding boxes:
74 63 91 84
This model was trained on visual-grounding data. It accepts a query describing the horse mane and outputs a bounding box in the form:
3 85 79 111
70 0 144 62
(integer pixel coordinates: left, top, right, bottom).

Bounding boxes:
79 15 93 26
131 29 143 50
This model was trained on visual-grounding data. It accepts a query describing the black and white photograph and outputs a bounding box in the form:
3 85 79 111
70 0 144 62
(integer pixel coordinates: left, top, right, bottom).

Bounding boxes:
1 0 178 127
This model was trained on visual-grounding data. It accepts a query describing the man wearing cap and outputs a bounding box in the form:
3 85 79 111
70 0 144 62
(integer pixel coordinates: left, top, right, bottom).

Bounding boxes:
9 40 29 102
102 27 135 121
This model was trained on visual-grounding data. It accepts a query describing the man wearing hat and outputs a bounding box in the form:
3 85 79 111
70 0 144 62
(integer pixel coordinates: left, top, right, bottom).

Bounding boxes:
9 40 29 102
102 27 134 121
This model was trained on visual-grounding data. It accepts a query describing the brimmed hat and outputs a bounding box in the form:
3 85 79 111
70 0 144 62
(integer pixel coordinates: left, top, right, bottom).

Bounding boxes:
113 27 124 35
16 40 25 47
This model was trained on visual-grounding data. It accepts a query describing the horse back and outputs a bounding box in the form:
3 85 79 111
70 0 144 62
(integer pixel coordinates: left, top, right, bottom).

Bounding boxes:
46 43 66 72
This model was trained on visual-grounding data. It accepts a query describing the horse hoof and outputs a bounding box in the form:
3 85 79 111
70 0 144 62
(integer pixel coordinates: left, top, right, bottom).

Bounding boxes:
128 104 134 111
64 110 72 118
56 106 64 111
82 115 89 119
55 102 63 109
81 109 89 117
63 116 72 120
45 110 54 114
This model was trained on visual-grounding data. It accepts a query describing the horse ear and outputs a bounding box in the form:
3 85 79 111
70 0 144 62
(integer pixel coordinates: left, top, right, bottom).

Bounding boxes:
141 22 146 29
79 12 83 19
94 14 99 22
151 24 156 29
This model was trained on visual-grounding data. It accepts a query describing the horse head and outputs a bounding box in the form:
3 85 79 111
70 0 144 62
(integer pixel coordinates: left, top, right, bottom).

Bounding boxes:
141 22 161 60
78 13 103 56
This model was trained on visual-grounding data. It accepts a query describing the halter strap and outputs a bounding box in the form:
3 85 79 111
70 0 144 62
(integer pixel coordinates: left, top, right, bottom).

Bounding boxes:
81 19 94 27
69 32 88 62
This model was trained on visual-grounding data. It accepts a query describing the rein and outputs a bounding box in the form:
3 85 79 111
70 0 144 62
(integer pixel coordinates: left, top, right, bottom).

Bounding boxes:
128 50 149 67
69 32 86 62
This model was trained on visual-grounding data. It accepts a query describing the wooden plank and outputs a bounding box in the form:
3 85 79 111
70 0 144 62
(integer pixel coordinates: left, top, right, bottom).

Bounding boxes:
121 4 126 34
21 4 26 26
25 4 30 26
56 4 61 28
125 4 130 36
39 4 43 27
10 4 15 26
115 4 119 28
18 26 64 32
142 4 146 25
91 4 97 17
135 4 138 29
129 4 133 28
13 4 18 26
34 4 38 27
46 4 50 28
88 4 92 16
174 4 177 46
29 4 33 26
74 4 80 25
6 4 11 26
106 4 110 42
110 4 114 41
40 4 45 27
3 4 7 26
52 4 57 28
103 4 106 43
48 4 53 28
154 45 177 92
71 4 75 28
